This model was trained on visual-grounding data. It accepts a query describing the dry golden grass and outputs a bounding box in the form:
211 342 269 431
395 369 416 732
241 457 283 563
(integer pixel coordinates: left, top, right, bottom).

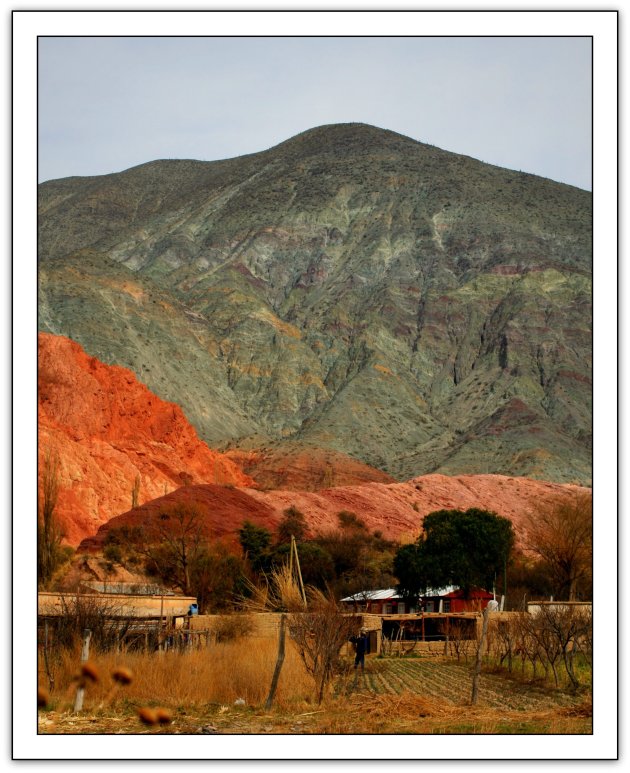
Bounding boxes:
38 663 592 736
314 692 592 735
42 637 313 712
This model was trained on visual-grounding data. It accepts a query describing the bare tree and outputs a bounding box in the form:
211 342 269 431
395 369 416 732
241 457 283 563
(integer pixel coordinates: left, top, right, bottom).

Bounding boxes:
536 604 592 691
127 503 205 595
575 608 593 668
245 565 359 705
448 620 473 663
526 491 592 600
492 617 520 673
287 589 358 704
528 611 563 686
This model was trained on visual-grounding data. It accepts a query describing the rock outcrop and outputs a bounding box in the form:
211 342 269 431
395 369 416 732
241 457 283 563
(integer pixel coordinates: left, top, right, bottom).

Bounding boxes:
38 332 255 545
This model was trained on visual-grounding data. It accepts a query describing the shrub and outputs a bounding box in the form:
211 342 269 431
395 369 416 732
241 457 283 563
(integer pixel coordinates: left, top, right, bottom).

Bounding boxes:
213 614 256 643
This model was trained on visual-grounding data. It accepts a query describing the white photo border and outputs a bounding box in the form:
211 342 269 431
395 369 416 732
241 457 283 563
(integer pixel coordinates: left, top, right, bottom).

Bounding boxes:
13 6 618 763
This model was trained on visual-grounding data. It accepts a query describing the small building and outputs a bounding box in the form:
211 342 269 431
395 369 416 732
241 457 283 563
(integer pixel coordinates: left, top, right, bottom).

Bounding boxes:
527 600 592 617
38 590 196 620
342 586 495 615
440 587 495 613
341 588 417 615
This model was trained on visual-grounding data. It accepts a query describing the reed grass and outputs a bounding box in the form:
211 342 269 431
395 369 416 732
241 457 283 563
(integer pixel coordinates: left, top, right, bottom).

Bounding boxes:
41 637 313 712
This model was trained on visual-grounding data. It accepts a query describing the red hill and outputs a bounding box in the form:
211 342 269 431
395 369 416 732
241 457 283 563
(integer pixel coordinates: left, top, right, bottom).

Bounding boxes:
38 332 255 545
78 473 589 554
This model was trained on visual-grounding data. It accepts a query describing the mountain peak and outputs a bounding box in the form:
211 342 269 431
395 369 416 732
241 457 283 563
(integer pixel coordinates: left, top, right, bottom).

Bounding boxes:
269 122 428 160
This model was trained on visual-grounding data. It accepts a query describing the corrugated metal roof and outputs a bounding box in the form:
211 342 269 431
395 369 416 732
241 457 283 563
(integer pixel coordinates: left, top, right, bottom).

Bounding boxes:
342 588 399 602
342 585 457 602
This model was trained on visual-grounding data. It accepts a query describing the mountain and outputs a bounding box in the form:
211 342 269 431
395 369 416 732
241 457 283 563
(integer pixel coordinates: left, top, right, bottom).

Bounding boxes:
77 474 590 555
223 441 396 491
38 332 255 545
38 123 592 483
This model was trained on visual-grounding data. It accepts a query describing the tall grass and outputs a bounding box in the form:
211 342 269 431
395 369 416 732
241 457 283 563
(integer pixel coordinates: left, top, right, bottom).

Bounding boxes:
41 637 313 711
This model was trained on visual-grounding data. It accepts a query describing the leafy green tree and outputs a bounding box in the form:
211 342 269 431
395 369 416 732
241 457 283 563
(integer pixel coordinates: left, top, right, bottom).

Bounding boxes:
393 543 428 601
289 542 335 589
394 508 514 599
238 520 273 573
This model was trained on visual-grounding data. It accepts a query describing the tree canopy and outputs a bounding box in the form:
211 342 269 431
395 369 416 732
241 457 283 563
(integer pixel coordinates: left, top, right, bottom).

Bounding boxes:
238 520 273 573
394 508 514 599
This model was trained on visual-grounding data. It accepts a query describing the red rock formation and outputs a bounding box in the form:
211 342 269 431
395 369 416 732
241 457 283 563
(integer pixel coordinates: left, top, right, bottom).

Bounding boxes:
78 484 277 553
38 333 255 545
78 473 590 554
224 443 396 491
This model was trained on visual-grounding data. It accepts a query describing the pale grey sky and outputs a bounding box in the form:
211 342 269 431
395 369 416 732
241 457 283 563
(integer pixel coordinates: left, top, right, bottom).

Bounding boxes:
38 36 592 189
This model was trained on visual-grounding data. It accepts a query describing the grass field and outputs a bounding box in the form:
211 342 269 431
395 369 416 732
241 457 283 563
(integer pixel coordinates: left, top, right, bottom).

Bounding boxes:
38 646 592 736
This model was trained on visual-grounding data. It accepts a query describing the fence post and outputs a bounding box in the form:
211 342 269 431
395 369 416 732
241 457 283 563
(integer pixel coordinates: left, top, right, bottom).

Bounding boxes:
265 613 287 710
42 620 55 693
471 608 490 705
73 628 92 713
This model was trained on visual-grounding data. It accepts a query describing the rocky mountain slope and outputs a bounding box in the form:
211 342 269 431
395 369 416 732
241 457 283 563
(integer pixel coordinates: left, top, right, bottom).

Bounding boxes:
38 332 255 545
78 474 589 555
39 123 592 483
223 440 396 492
39 333 397 545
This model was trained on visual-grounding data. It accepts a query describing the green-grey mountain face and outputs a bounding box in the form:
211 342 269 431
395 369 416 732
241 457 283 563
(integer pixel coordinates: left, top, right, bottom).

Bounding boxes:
38 123 592 484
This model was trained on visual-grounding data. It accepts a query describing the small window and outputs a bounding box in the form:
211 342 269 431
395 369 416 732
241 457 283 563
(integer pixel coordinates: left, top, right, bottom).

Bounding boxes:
443 600 451 612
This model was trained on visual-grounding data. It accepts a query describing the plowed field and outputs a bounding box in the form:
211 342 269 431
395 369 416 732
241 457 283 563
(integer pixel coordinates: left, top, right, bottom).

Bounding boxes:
355 659 585 713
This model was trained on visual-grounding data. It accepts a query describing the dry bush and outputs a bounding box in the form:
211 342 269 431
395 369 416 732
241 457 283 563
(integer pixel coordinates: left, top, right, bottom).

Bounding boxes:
40 637 313 710
49 594 131 651
213 614 255 643
287 589 358 704
448 620 474 662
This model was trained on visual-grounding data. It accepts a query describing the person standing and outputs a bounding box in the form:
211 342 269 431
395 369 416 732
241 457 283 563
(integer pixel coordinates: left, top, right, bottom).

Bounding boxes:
350 630 368 672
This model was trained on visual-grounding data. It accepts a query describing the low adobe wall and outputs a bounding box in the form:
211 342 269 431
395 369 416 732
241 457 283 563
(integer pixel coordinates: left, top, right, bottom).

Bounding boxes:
38 591 196 619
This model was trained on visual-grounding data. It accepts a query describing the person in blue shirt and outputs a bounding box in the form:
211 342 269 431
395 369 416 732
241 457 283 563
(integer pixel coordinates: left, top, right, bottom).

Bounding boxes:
350 630 368 672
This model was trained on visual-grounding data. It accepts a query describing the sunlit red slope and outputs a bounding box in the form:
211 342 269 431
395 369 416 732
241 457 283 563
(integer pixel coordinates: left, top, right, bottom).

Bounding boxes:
78 474 590 554
38 332 255 545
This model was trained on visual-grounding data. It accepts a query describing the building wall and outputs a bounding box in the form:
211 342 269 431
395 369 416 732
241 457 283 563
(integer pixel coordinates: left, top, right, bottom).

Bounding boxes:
527 601 592 617
38 591 197 619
